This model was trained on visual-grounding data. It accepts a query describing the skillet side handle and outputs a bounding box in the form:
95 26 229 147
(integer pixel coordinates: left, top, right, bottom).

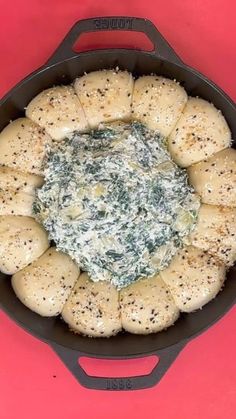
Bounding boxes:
46 16 183 66
51 340 186 391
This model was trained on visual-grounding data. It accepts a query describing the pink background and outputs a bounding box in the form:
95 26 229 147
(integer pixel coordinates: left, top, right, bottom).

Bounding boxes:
0 1 236 418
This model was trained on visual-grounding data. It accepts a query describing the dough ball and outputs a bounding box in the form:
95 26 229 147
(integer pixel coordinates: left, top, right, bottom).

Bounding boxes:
168 97 231 167
160 246 226 312
62 273 121 337
26 85 88 140
188 204 236 266
187 148 236 206
12 247 79 316
0 188 34 217
0 167 43 194
0 215 49 274
0 118 51 175
74 70 134 128
131 76 187 136
120 274 179 334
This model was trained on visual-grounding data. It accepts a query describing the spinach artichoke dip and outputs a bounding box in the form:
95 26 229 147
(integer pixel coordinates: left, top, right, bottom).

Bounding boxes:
33 122 200 289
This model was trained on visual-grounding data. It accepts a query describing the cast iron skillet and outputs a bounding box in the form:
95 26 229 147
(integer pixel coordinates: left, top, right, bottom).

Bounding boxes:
0 16 235 391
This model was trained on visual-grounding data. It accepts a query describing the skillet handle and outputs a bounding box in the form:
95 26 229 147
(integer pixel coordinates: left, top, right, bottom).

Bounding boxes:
51 340 186 390
46 16 183 66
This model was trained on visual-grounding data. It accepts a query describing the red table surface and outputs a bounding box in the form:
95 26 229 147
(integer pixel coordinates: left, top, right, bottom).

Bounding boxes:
0 1 236 418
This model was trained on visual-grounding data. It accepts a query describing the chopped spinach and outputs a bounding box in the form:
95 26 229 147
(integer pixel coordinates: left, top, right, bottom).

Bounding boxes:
33 121 200 289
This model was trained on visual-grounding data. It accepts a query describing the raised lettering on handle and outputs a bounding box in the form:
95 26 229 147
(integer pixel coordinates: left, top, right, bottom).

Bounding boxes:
106 378 133 390
94 18 133 31
46 16 183 66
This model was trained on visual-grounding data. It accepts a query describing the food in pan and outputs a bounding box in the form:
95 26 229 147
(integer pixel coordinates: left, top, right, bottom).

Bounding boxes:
131 76 187 135
74 70 134 127
187 148 236 206
12 247 79 316
0 118 51 175
0 69 234 338
120 274 179 334
0 167 43 193
26 86 89 140
33 121 199 289
0 167 44 217
62 272 121 337
168 97 231 167
160 246 226 312
188 204 236 265
0 216 49 274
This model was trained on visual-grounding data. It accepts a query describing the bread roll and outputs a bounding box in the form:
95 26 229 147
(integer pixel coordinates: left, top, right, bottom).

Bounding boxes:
187 148 236 206
0 167 43 194
0 216 49 274
131 76 187 136
168 97 231 167
62 273 121 337
188 204 236 266
26 85 88 140
0 188 34 216
120 274 179 334
74 70 134 128
0 118 51 175
12 247 79 316
160 246 226 312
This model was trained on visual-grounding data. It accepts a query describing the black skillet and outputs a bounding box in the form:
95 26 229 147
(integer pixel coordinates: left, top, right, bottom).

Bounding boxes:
0 16 235 391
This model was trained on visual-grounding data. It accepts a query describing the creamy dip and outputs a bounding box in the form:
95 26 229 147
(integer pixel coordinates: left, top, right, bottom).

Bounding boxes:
33 122 200 288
